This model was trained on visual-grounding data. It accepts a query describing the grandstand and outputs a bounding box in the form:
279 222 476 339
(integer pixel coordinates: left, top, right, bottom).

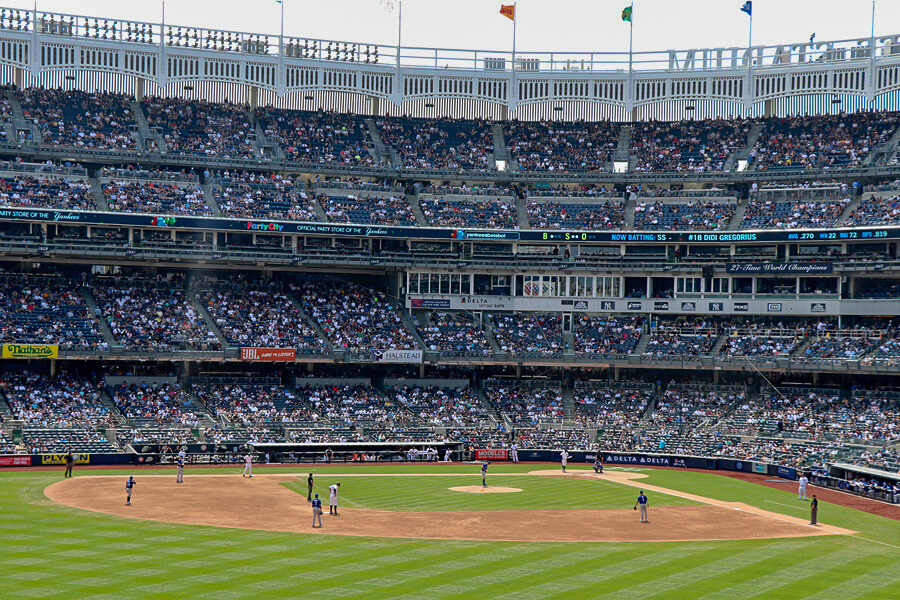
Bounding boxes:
0 6 898 512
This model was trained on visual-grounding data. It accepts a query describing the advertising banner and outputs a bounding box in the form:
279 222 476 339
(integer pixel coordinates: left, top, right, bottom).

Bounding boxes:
2 344 58 358
373 349 424 363
726 262 833 274
41 453 89 465
0 456 31 467
475 449 508 460
240 348 297 361
410 299 451 309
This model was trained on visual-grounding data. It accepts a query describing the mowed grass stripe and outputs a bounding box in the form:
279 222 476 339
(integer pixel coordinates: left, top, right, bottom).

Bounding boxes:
287 475 695 512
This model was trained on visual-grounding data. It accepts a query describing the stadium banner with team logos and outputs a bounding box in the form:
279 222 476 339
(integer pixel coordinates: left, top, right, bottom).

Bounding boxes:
475 449 508 460
373 349 424 363
602 453 715 469
2 344 58 359
240 348 297 361
0 456 31 467
41 453 90 465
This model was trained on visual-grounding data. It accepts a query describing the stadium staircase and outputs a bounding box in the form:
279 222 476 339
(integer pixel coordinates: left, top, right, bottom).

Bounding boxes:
407 192 429 227
834 193 865 226
0 119 13 142
490 123 510 167
726 198 749 230
129 100 166 152
88 177 111 211
201 182 222 216
733 122 764 171
865 125 900 166
632 332 651 356
474 385 502 425
709 334 729 358
7 90 41 145
365 118 390 166
0 390 14 421
248 110 280 160
191 296 230 349
80 286 118 347
515 195 530 229
623 196 637 229
790 335 816 359
285 291 335 352
482 318 504 356
399 307 427 351
614 124 631 163
561 385 576 422
311 195 329 221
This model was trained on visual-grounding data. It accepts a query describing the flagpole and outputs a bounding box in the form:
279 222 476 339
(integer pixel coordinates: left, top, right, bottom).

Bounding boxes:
747 8 753 113
511 2 517 110
869 0 876 107
627 3 633 121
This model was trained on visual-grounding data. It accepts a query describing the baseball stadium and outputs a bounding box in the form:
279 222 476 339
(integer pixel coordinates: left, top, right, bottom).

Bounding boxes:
2 0 900 598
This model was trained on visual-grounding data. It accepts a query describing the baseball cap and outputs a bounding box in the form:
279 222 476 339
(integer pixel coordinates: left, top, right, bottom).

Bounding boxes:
315 493 319 498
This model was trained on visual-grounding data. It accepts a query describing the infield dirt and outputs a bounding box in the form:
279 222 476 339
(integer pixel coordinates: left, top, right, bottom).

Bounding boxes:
44 470 854 543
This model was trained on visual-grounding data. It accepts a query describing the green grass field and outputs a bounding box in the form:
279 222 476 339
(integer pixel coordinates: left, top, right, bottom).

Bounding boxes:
3 464 900 599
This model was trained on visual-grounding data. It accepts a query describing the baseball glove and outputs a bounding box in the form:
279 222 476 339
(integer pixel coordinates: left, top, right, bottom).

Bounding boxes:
633 506 637 511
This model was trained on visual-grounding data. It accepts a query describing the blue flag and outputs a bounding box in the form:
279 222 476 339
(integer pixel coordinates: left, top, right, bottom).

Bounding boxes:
740 1 752 16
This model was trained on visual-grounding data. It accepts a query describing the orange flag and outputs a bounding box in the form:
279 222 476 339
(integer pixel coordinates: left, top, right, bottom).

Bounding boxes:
500 4 515 20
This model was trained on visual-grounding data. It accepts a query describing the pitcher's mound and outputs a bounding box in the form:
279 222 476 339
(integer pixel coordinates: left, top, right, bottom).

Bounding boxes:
449 486 522 493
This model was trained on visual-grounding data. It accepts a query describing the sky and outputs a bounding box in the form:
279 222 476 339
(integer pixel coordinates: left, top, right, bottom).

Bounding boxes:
1 0 895 56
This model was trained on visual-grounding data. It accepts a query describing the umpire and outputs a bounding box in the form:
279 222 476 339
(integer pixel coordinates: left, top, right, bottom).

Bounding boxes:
307 473 314 502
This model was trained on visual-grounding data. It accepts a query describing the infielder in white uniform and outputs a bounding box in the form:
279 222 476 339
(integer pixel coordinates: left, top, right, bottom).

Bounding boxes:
798 474 809 500
510 443 519 463
560 449 570 473
444 448 452 462
242 453 253 477
329 482 340 514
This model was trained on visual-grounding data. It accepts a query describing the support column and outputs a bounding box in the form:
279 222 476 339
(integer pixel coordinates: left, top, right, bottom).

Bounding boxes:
50 359 57 376
763 99 775 117
13 66 22 89
369 95 380 115
246 86 259 111
134 78 146 102
499 104 508 121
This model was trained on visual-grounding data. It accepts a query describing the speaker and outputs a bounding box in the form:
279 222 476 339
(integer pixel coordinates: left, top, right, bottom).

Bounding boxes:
702 266 714 278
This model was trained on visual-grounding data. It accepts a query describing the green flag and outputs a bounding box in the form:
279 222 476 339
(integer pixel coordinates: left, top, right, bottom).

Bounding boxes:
621 5 632 22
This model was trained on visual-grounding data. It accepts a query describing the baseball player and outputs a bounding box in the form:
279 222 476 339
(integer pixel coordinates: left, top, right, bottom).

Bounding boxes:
560 449 570 473
510 443 519 463
634 490 648 522
242 453 253 477
307 473 314 502
798 474 809 500
311 493 323 527
481 461 490 487
125 476 135 505
444 448 452 462
176 456 184 483
593 456 604 473
329 482 340 514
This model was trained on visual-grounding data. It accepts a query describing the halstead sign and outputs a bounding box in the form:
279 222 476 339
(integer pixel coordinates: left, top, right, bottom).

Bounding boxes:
373 349 424 363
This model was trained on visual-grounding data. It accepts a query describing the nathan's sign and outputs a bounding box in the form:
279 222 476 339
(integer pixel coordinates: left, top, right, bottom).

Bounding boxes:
2 344 58 358
726 262 833 274
240 348 297 361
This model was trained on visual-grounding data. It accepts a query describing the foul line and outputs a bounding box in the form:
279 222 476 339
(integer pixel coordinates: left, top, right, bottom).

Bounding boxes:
765 500 812 512
848 535 900 551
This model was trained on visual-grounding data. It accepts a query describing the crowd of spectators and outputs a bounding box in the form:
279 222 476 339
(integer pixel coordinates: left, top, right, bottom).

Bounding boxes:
200 288 328 353
303 384 414 427
505 120 617 172
634 201 735 230
1 372 118 428
419 196 518 228
107 383 205 426
483 380 564 425
489 313 562 357
256 108 374 166
211 171 317 221
631 119 749 172
102 180 210 215
650 387 742 426
143 97 256 159
321 194 415 225
0 277 107 350
0 175 96 210
385 385 490 426
574 383 653 430
377 116 494 171
527 200 624 229
415 312 492 356
845 195 900 226
740 198 850 229
574 316 644 356
92 278 221 351
18 89 137 151
192 384 312 425
719 334 801 360
799 334 878 361
751 112 900 170
642 331 717 357
294 280 418 352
